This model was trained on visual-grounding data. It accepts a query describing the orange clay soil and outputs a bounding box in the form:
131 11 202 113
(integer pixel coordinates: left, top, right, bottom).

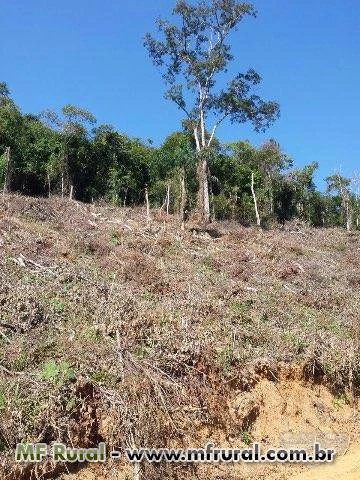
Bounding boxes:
61 369 359 480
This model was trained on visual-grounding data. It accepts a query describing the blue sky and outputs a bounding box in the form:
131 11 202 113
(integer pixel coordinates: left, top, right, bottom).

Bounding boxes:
1 0 359 189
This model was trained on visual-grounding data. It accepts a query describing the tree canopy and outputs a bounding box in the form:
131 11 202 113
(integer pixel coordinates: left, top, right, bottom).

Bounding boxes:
0 81 358 230
145 0 280 222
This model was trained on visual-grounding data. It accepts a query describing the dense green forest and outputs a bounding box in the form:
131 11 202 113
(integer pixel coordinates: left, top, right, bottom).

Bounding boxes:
0 81 358 229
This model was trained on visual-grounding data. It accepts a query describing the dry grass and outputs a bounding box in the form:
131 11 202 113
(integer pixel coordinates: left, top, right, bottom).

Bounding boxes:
0 194 359 479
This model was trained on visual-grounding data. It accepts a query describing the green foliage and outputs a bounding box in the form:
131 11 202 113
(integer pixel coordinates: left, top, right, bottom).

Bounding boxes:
144 1 280 220
332 392 351 410
240 429 252 446
81 326 104 342
0 390 5 411
65 396 77 412
230 301 252 317
92 126 151 205
216 345 235 375
149 130 197 211
111 232 121 246
40 360 75 384
283 331 308 352
0 82 10 97
142 289 155 301
0 80 355 229
50 298 66 313
90 369 114 385
213 193 232 219
0 151 5 186
14 353 28 372
144 1 279 132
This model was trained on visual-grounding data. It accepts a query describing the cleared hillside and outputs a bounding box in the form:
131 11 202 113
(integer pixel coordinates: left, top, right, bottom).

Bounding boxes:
0 195 359 480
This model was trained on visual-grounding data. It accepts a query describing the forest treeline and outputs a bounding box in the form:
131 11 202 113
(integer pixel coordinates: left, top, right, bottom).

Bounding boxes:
0 82 359 229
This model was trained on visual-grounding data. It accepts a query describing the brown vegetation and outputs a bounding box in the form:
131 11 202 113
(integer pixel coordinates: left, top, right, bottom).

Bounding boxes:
0 194 359 480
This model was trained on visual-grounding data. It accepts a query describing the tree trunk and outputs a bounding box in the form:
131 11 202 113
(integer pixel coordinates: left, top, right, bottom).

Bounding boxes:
345 199 352 231
166 184 170 216
251 172 261 227
145 186 150 226
123 188 128 207
196 153 210 224
47 173 51 198
179 166 187 230
267 174 274 216
208 171 215 222
3 147 11 194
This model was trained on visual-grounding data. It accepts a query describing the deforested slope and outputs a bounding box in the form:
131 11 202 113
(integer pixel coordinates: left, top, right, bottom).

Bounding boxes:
0 194 359 480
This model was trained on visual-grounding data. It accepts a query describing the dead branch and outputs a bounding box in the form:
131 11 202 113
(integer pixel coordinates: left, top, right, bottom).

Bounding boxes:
12 254 58 276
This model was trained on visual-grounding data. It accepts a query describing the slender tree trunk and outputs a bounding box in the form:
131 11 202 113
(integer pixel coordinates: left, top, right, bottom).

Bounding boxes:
297 202 303 217
123 188 128 207
3 147 11 194
196 152 210 224
267 174 274 216
341 195 351 231
69 184 73 200
230 193 238 220
145 186 150 226
180 166 187 230
166 184 170 216
345 199 352 231
211 190 215 222
269 188 274 215
251 172 261 227
47 173 51 198
208 170 215 222
193 121 211 223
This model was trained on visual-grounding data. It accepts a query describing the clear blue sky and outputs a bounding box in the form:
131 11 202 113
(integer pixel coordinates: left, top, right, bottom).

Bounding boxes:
1 0 359 189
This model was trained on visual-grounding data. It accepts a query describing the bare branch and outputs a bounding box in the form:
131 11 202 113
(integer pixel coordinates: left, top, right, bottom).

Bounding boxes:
207 113 228 147
194 126 201 151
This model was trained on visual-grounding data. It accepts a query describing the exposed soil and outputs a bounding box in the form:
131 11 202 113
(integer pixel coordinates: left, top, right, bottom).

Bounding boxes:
291 448 360 480
59 367 359 480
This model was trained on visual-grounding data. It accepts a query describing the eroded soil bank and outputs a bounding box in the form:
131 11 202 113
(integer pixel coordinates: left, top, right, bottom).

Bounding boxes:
6 369 358 480
61 370 359 480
